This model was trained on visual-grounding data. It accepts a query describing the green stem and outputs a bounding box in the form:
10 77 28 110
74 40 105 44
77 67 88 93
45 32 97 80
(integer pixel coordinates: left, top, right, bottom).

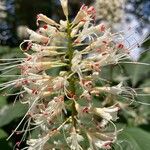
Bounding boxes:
66 21 77 128
67 22 73 65
110 65 113 81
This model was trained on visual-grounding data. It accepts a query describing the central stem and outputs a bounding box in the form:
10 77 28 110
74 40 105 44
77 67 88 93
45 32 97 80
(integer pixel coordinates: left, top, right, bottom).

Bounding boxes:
67 22 73 65
67 21 77 128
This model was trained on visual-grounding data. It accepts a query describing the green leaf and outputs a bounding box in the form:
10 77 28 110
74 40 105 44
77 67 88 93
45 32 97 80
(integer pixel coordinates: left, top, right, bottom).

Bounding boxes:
0 102 27 127
126 52 150 86
115 127 150 150
0 128 11 150
0 96 7 108
140 78 150 86
0 139 12 150
137 79 150 104
0 129 8 139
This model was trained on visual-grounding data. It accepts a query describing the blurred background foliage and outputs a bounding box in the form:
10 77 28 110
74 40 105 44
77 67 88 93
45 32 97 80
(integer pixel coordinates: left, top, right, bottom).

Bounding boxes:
0 0 149 149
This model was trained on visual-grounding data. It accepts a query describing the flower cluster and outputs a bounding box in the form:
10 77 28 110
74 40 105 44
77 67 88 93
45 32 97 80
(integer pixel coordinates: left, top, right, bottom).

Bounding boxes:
1 0 141 149
94 0 125 24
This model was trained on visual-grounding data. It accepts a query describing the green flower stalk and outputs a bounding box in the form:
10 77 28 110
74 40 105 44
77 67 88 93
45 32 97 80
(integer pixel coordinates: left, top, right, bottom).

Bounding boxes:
0 0 147 149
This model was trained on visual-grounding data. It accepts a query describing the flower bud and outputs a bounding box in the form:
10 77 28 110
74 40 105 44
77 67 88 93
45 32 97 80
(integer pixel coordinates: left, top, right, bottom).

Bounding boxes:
60 0 68 17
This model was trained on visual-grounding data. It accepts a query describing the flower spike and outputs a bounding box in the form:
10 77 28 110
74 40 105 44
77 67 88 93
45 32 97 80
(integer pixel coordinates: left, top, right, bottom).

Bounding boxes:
1 2 147 150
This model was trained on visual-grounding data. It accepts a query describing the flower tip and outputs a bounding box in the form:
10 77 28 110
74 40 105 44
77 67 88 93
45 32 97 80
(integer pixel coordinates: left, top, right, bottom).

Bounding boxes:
20 41 32 51
60 0 68 17
115 103 121 110
42 25 48 29
99 24 106 32
36 14 43 26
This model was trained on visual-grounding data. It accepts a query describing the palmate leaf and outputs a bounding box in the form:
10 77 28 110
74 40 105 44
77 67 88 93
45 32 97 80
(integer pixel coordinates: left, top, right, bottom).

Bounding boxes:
0 102 27 127
114 127 150 150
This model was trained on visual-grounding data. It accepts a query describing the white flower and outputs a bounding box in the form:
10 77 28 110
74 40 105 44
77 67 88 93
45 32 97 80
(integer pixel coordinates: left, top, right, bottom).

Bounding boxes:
87 131 117 150
38 25 57 37
66 127 84 150
52 76 68 90
72 5 96 25
75 23 106 43
71 51 83 79
27 134 50 150
27 28 49 44
33 96 66 125
91 82 136 100
60 20 68 29
93 105 119 122
75 102 90 117
30 43 66 53
36 14 59 26
92 83 123 95
80 90 92 101
82 29 112 52
19 52 67 75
